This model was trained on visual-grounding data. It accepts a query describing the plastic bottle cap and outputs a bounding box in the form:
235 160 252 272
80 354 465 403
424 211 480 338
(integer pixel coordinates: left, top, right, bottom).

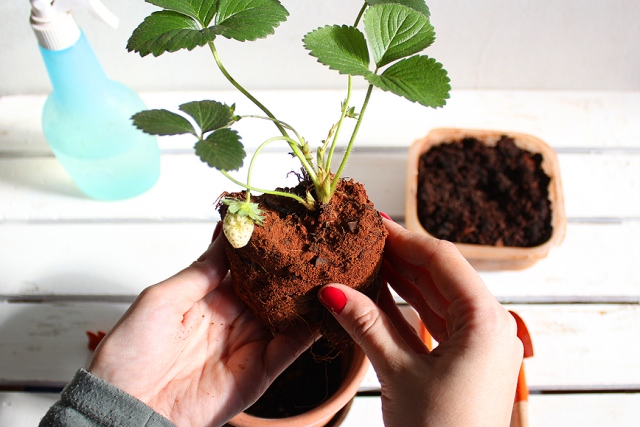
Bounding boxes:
30 0 119 51
31 9 81 51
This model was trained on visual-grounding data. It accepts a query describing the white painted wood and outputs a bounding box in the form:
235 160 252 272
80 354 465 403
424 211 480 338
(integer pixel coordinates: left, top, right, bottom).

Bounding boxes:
527 393 640 427
0 392 58 427
481 222 640 299
508 304 640 389
2 151 640 222
341 396 384 427
0 302 130 386
0 154 295 223
1 303 638 389
1 221 639 298
0 223 213 296
2 91 640 155
343 394 640 427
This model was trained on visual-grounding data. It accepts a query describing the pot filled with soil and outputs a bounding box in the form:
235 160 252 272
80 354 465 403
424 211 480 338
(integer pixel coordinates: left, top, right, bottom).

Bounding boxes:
406 128 566 270
228 339 369 427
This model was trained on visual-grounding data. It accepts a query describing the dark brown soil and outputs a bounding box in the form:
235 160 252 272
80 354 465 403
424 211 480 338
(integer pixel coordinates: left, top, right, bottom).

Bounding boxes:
244 339 347 419
219 178 387 349
417 136 552 247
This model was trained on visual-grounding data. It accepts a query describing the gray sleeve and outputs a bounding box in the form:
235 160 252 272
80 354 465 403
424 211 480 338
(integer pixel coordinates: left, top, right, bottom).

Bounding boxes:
39 368 175 427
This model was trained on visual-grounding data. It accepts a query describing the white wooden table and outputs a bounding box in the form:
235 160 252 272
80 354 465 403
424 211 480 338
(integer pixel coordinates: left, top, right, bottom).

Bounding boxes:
1 89 640 426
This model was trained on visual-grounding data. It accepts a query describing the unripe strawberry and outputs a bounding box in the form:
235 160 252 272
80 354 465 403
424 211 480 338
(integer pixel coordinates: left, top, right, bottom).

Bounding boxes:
223 212 255 248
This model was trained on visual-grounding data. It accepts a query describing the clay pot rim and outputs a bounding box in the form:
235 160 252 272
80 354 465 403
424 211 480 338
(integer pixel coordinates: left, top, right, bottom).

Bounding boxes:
405 128 567 270
228 344 369 427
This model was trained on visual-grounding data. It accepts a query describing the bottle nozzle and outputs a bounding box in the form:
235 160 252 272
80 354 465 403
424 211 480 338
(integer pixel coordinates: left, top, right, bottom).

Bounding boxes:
30 0 119 50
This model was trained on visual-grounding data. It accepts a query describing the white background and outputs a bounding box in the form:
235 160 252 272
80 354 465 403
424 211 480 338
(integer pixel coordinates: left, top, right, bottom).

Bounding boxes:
1 0 639 95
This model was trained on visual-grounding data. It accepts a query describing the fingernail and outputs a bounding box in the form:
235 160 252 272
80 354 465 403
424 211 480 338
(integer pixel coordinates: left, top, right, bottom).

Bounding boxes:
319 286 347 315
379 211 393 221
211 222 222 242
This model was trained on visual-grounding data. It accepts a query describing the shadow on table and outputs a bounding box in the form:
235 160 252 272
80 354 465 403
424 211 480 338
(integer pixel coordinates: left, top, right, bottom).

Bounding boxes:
0 156 86 199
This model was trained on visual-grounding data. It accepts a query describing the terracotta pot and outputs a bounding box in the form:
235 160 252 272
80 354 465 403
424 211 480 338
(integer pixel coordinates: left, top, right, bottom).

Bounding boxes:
406 128 566 270
228 344 369 427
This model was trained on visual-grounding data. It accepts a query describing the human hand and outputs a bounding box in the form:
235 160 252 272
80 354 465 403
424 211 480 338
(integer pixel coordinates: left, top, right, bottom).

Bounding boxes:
89 224 317 427
318 219 523 427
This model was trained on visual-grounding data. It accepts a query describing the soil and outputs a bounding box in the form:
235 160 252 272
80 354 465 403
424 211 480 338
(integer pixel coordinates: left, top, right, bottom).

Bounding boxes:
244 339 347 419
417 136 552 247
219 178 387 349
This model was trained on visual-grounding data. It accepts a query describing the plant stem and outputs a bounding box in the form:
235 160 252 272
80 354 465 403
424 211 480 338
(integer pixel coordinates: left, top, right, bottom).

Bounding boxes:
208 41 288 138
220 170 310 207
325 75 353 173
354 2 367 26
315 2 370 203
248 136 318 191
209 42 318 188
239 115 305 146
330 84 374 196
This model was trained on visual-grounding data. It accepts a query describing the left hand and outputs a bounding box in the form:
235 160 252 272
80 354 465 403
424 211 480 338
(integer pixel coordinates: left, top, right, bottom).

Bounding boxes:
89 225 318 426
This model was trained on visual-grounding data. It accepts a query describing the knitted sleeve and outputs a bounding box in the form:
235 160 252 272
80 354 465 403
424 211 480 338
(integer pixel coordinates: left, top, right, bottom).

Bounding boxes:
39 368 175 427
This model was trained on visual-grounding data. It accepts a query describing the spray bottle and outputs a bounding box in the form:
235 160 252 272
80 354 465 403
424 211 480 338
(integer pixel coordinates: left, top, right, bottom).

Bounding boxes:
30 0 160 200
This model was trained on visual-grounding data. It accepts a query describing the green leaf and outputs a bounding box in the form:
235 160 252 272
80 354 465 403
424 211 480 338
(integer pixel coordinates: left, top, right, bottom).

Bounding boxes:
303 25 371 76
195 129 245 171
146 0 218 26
128 0 288 56
366 55 450 107
365 0 430 18
179 101 237 134
132 109 197 136
126 11 217 57
365 4 435 68
214 0 289 42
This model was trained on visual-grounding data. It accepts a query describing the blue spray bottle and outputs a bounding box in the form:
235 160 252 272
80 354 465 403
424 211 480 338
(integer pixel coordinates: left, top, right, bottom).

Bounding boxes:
30 0 160 200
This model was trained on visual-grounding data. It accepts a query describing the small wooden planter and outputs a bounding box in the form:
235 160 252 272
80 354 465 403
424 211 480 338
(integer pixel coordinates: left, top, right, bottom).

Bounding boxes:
406 128 566 270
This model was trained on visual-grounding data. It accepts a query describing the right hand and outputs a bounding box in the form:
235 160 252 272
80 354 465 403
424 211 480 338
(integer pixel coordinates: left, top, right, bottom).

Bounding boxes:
318 219 523 427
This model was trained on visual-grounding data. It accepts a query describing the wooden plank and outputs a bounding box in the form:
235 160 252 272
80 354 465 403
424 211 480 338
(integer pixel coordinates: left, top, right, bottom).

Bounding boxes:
481 221 640 299
0 302 130 387
509 304 640 389
0 392 59 427
1 221 638 298
2 91 640 155
0 303 638 389
2 151 640 222
0 223 213 296
3 392 640 427
342 394 640 427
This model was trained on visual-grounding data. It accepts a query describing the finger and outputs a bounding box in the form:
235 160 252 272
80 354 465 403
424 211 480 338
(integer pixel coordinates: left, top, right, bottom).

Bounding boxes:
383 219 492 306
383 262 448 343
151 224 229 309
382 257 448 323
377 284 430 355
198 222 223 262
318 283 413 376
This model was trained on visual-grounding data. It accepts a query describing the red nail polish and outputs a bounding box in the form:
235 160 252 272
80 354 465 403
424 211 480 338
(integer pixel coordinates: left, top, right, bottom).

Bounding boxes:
379 211 393 221
319 286 347 314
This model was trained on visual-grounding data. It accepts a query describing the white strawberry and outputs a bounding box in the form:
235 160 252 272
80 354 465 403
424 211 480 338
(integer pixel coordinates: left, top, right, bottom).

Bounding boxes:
223 212 254 248
221 197 265 249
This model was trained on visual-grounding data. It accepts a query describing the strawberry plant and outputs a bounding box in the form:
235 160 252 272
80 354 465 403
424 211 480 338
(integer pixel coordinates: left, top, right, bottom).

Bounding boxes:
128 0 450 248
